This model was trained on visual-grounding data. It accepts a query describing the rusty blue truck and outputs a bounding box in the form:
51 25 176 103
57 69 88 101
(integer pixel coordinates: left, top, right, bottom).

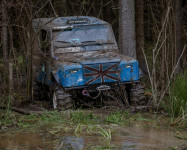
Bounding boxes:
32 16 145 109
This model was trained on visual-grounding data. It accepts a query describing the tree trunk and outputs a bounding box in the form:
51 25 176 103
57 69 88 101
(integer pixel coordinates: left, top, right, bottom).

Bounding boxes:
119 0 136 58
1 0 8 86
53 0 67 16
175 0 183 71
135 0 147 74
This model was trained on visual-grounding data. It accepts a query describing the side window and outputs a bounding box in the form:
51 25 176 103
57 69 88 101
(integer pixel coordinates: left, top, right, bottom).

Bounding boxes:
40 30 50 55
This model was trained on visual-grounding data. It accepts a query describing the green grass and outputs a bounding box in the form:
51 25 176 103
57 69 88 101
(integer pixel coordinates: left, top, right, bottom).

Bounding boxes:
40 111 65 123
168 71 187 125
0 110 15 127
0 108 155 131
105 111 125 125
97 127 111 140
105 110 152 125
70 111 99 124
74 123 112 140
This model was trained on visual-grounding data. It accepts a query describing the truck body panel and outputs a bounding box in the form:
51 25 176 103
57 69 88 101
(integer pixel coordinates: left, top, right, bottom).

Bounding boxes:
32 16 140 91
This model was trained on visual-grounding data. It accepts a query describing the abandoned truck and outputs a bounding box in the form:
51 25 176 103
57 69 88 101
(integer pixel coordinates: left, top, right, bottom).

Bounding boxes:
32 16 145 110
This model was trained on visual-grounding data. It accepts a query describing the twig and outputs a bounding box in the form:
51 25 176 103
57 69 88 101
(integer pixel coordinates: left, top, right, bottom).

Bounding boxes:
48 0 58 17
142 48 156 105
157 44 186 107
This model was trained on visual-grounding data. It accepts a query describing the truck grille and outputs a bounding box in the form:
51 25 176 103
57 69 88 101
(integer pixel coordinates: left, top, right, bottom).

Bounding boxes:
83 62 121 85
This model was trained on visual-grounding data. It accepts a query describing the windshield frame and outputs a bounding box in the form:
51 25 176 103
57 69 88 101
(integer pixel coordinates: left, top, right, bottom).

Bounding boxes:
50 23 117 57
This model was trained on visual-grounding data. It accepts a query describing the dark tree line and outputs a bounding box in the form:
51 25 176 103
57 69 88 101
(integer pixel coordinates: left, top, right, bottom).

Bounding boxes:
0 0 186 106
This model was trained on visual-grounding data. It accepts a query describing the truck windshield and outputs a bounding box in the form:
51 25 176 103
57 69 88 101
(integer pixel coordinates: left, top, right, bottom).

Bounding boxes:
52 24 114 48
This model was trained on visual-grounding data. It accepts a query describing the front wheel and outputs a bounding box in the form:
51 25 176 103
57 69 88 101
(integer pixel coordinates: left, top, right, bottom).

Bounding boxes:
130 82 147 105
51 84 74 110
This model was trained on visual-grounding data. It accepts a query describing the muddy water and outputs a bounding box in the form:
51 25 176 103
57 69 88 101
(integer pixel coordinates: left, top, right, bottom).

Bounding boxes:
0 126 187 150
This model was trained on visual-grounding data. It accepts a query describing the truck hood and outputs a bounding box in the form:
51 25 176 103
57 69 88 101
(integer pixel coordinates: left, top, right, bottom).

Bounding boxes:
55 50 135 65
53 50 139 87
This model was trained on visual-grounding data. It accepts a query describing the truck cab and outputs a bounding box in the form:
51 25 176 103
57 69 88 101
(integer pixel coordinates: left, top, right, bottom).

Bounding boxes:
32 16 144 109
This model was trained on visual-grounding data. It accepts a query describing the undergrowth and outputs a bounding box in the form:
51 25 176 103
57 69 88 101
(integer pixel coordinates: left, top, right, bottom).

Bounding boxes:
70 111 99 124
168 71 187 125
0 109 152 129
105 111 125 125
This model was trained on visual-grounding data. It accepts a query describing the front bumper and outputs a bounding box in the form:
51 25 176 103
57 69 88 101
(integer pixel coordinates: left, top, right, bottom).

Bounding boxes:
64 81 139 91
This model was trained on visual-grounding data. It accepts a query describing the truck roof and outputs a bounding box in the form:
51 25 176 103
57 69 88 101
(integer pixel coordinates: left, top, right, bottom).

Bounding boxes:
32 16 108 31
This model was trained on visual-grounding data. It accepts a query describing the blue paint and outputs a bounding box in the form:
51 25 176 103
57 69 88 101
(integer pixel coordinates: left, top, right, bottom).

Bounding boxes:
63 64 82 70
53 57 59 60
57 69 65 86
81 58 121 65
46 60 139 88
64 69 84 87
120 60 139 81
56 64 84 87
70 39 80 44
34 16 140 89
37 71 45 83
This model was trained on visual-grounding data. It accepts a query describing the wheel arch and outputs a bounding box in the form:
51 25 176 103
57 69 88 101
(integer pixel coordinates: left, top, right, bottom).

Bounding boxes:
51 71 61 85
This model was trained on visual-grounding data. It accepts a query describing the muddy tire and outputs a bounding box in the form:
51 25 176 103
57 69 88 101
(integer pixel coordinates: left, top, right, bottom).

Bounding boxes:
51 84 74 110
118 85 129 107
102 86 129 108
130 82 146 105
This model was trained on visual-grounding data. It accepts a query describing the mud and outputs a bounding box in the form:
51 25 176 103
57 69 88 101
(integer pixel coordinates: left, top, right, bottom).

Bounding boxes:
0 122 187 150
56 50 134 63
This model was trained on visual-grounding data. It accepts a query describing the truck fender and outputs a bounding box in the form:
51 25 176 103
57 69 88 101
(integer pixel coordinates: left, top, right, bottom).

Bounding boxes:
51 71 61 84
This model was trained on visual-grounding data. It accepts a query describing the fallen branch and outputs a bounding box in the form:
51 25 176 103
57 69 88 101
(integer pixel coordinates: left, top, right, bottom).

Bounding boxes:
0 105 44 115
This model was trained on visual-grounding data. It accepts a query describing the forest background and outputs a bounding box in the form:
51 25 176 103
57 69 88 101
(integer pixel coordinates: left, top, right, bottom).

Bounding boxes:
0 0 187 122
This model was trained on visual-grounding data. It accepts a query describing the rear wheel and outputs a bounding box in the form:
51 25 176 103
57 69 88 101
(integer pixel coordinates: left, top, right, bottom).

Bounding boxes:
51 84 74 110
130 82 146 105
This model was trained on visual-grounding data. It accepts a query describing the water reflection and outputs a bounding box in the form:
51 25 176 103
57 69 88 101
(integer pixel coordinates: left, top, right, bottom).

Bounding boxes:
0 126 187 150
57 137 84 150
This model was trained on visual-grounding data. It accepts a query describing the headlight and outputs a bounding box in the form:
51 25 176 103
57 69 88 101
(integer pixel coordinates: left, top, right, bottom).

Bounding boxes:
62 64 84 87
125 65 132 68
120 61 139 81
69 69 79 73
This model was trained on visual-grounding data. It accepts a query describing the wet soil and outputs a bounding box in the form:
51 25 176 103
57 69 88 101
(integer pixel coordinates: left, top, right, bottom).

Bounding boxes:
0 109 187 150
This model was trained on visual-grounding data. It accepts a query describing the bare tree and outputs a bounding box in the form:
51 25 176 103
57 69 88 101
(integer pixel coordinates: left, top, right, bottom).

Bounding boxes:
1 0 8 86
175 0 183 71
135 0 147 74
119 0 136 58
53 0 67 16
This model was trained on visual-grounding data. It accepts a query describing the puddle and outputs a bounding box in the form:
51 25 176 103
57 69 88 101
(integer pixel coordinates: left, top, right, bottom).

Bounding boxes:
0 109 186 149
0 126 187 150
112 127 187 149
